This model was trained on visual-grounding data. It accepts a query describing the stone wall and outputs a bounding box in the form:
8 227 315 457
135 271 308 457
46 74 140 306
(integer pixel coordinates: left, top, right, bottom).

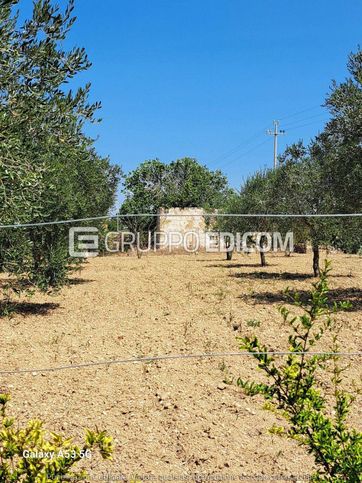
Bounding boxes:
156 207 213 251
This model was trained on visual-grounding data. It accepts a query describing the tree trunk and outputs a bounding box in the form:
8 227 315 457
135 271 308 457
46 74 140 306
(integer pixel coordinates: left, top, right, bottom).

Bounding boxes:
260 251 266 267
225 236 233 261
259 235 267 267
312 243 320 277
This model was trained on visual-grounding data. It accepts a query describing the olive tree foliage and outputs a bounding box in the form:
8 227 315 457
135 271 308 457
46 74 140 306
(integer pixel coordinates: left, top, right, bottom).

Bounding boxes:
218 148 339 274
220 71 361 271
218 170 279 266
0 0 121 309
312 49 362 214
119 159 168 235
220 49 362 271
271 143 340 276
273 49 362 265
119 157 231 234
310 48 362 254
229 141 356 275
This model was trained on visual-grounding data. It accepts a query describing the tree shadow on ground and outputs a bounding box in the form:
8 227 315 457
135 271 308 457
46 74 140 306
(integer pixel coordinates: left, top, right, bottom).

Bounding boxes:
207 263 276 269
0 278 94 288
0 301 60 317
67 278 95 285
232 271 313 280
230 271 354 281
240 287 362 312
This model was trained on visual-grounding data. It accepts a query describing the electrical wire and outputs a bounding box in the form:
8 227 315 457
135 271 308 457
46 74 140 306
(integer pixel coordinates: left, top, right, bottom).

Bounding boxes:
217 139 270 170
209 105 327 171
279 105 323 121
283 112 328 129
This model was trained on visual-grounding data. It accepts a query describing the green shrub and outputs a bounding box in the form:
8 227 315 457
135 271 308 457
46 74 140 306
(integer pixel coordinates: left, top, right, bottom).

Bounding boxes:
0 394 113 482
236 261 362 481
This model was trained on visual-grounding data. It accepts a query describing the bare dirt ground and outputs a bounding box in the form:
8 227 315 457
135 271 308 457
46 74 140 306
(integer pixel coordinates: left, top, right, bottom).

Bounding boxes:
1 251 361 481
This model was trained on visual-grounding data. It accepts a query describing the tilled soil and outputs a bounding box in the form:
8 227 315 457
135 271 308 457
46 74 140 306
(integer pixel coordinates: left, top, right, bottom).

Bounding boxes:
1 251 361 481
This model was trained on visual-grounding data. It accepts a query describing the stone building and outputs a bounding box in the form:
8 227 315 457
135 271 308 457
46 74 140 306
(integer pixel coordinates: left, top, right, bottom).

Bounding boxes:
156 207 218 251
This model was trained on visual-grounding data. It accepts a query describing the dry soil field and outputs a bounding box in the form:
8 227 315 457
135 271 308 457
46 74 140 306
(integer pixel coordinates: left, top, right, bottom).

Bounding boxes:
1 251 361 481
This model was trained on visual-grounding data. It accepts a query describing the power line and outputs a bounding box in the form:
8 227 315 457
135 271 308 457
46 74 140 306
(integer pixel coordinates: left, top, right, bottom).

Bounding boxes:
287 118 329 132
279 105 323 121
283 112 328 129
213 111 325 173
217 139 270 170
1 351 361 376
210 128 268 167
209 105 325 170
216 112 326 171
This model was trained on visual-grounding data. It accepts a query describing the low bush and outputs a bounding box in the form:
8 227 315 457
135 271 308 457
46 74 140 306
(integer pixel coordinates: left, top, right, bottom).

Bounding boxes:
0 394 113 482
236 261 362 481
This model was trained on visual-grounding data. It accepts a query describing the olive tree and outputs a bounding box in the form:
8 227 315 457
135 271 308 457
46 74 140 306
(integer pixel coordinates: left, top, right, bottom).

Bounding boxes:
0 0 120 311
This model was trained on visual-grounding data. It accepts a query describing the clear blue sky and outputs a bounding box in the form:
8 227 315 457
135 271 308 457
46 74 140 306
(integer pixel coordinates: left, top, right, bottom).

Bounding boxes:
22 1 362 190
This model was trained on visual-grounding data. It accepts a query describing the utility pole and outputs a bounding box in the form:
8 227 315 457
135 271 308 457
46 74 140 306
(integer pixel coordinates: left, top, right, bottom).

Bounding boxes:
267 120 285 169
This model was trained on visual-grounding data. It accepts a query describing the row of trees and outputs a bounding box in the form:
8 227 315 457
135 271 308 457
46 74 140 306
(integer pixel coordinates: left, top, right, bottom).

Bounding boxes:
218 49 362 274
119 47 361 275
0 0 120 306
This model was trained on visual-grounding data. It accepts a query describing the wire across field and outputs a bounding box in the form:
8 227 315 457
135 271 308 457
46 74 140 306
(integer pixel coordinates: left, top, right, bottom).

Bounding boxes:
1 250 361 477
0 350 361 376
0 211 361 229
